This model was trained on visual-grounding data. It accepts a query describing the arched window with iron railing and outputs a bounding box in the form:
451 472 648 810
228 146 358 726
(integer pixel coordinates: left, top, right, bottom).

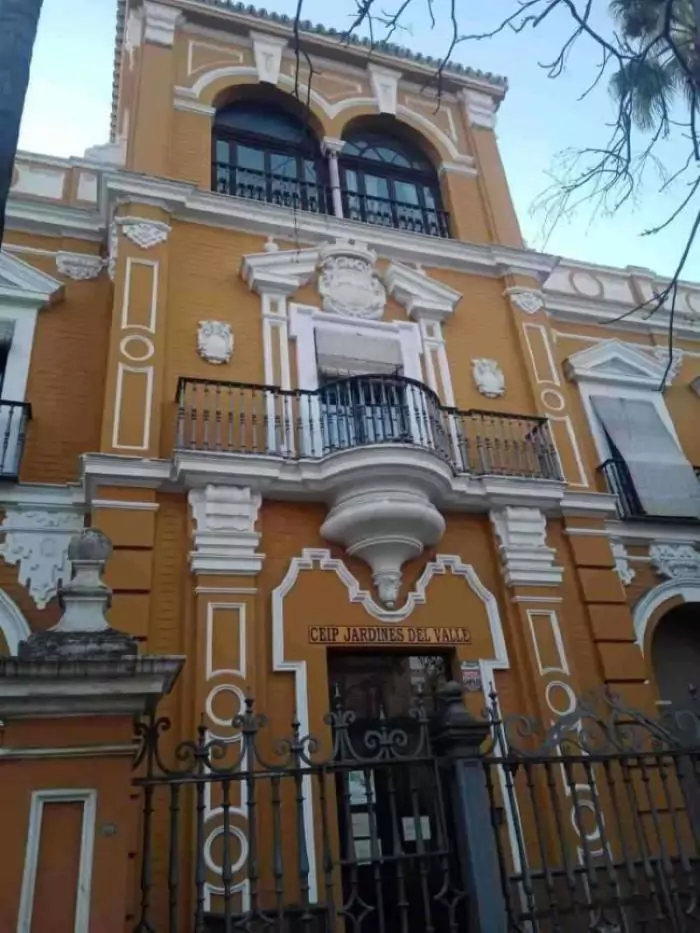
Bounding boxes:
211 100 330 214
338 128 449 237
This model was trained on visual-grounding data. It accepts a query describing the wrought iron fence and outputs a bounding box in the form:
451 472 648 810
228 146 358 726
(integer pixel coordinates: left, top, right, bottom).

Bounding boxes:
132 682 700 933
484 687 700 932
0 400 31 479
132 686 473 933
175 374 561 481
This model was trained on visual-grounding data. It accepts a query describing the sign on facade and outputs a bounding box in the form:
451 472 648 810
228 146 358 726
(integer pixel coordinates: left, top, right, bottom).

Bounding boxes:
308 625 471 645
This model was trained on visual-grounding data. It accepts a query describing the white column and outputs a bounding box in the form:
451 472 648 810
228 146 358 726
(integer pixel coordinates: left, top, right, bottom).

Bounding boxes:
322 137 344 219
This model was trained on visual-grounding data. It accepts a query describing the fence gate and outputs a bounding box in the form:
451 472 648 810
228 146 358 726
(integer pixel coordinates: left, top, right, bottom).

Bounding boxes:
483 688 700 932
131 685 478 933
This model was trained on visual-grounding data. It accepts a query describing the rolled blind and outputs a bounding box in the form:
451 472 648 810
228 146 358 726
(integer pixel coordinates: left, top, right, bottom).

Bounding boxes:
591 395 700 519
315 329 402 375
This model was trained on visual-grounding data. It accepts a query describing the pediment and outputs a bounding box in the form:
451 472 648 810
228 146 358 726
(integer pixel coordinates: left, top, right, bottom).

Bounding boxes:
241 239 463 324
0 250 63 308
384 262 462 322
565 338 679 388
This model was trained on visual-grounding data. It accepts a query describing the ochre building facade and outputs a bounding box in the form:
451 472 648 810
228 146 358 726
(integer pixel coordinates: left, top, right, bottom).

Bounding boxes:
1 1 700 930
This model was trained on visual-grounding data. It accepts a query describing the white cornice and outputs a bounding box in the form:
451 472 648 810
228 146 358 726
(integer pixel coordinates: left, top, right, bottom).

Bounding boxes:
101 171 558 281
546 295 700 340
241 246 318 295
564 338 678 388
0 251 64 308
384 262 462 321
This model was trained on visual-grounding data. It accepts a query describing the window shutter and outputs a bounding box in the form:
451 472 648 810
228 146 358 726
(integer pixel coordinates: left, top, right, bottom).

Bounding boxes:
591 396 700 519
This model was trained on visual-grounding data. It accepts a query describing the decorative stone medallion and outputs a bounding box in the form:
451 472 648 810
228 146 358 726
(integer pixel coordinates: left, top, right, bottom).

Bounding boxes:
472 358 506 398
198 321 234 365
318 240 386 319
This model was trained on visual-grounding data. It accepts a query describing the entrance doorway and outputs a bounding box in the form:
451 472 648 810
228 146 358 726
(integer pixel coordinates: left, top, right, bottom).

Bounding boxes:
327 652 465 933
651 602 700 710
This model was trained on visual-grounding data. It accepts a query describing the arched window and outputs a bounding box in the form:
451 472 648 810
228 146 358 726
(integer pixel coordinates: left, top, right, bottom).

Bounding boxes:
339 129 449 237
212 100 329 214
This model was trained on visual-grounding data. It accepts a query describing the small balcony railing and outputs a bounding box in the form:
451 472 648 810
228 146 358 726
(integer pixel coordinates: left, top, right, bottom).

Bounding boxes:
175 375 561 480
211 163 451 238
212 163 332 215
342 189 450 238
600 457 700 521
0 400 31 480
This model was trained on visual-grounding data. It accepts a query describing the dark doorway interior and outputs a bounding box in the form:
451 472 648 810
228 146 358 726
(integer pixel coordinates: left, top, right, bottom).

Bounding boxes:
327 651 466 933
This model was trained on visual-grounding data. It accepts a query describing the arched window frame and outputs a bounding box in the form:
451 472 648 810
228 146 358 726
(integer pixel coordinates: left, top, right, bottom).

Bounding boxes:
338 130 449 238
211 101 330 215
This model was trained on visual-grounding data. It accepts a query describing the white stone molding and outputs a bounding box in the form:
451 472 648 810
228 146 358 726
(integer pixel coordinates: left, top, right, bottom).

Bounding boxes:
506 286 546 315
108 220 118 282
250 30 287 85
462 89 498 129
188 485 264 575
611 541 635 586
55 252 104 281
651 346 683 382
320 475 446 608
317 240 386 319
124 7 143 68
321 137 345 157
17 789 97 933
490 507 563 587
472 358 506 398
241 246 318 296
118 217 171 250
198 320 233 365
634 579 700 651
143 0 180 46
565 338 681 389
83 139 126 167
0 249 63 306
384 262 462 322
650 543 700 580
0 589 31 654
0 506 86 609
368 64 401 115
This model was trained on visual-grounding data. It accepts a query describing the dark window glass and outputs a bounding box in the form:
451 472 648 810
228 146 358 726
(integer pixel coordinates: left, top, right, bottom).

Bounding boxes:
212 100 328 213
339 128 449 237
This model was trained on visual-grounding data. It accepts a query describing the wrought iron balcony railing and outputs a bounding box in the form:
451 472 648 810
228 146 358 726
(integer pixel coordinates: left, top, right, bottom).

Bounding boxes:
211 163 451 238
175 375 561 480
341 188 450 238
600 457 700 521
0 400 31 480
212 163 332 215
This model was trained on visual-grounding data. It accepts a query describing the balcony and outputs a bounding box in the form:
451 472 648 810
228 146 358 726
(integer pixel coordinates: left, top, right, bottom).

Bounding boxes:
175 374 560 481
212 163 451 238
0 401 31 480
600 458 700 522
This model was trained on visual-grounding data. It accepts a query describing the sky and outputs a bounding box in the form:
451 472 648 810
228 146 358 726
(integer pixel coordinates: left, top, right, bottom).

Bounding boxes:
18 0 697 280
